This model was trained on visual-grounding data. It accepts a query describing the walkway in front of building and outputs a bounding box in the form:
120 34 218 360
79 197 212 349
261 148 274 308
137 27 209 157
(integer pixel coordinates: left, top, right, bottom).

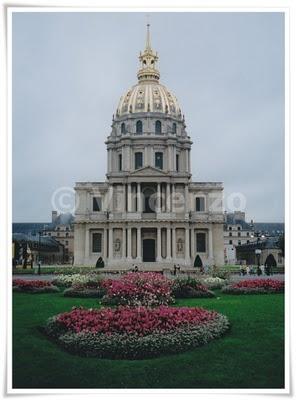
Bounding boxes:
12 273 285 282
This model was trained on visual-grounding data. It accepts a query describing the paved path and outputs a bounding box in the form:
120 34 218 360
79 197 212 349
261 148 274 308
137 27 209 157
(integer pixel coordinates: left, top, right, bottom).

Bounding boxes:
13 273 285 282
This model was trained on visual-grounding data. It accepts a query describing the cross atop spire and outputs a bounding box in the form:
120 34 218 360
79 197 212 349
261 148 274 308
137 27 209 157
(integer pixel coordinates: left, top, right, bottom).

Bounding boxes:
137 23 160 82
146 23 151 50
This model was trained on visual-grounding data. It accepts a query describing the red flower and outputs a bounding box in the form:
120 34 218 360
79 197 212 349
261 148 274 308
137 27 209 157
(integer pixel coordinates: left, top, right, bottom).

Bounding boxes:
13 279 52 288
57 306 217 335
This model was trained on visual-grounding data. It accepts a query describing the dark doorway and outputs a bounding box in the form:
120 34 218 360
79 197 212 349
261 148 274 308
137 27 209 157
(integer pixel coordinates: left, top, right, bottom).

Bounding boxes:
143 239 156 262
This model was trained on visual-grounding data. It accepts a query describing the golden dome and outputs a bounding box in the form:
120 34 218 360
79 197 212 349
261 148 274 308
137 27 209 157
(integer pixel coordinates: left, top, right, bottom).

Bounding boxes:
116 24 182 119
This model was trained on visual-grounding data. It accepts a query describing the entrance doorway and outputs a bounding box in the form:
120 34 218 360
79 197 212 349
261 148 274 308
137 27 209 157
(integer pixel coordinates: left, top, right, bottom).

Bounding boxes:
143 239 156 262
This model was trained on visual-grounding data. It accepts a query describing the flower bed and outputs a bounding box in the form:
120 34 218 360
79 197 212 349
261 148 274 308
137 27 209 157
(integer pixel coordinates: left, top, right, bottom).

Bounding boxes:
101 272 173 306
201 277 226 290
63 281 106 298
222 279 284 295
13 279 59 294
52 274 101 288
44 305 229 359
172 277 215 298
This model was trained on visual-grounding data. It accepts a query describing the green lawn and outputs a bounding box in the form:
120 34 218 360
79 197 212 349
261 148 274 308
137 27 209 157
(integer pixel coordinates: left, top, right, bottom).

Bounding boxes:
13 290 284 389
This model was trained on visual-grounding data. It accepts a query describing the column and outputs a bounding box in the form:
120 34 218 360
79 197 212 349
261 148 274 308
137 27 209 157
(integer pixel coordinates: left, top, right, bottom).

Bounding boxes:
185 150 189 172
127 183 132 212
168 146 172 171
162 185 166 212
122 184 126 212
191 227 195 259
185 227 190 263
173 146 176 170
137 183 142 213
136 227 141 261
157 227 162 261
144 146 149 166
166 227 172 260
127 227 132 259
107 149 111 173
172 184 175 212
108 227 113 260
172 228 176 260
150 147 153 166
184 184 189 213
122 227 126 258
157 183 161 213
84 227 89 262
208 226 213 259
166 183 171 212
104 228 108 259
188 149 191 173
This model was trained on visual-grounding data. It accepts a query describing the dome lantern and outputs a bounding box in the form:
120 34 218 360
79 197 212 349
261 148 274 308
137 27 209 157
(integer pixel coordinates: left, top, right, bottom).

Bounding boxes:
137 24 160 83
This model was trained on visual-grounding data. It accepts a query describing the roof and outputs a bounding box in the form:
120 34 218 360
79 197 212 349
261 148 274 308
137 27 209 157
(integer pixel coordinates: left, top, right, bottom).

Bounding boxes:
225 214 253 230
236 237 280 251
13 213 74 234
12 223 48 235
13 233 63 251
253 223 284 236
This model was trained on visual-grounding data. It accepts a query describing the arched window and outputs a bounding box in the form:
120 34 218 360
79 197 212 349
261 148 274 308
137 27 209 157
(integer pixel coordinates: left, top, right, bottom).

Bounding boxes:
136 120 143 134
121 123 126 134
172 123 177 134
155 120 162 134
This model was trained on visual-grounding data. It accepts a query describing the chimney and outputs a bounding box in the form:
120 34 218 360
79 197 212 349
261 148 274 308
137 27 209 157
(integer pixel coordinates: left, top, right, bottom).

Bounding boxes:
52 211 58 223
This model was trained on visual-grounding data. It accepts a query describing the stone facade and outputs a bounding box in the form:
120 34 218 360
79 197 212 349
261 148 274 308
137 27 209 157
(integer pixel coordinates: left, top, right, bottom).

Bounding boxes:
74 25 225 269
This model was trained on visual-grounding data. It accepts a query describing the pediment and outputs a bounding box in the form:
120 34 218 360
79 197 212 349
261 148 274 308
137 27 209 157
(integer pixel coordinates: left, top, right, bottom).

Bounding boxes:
130 166 168 177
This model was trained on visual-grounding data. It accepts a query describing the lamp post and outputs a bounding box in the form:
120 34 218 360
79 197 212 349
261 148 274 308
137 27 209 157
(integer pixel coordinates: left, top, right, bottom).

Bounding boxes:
38 231 42 276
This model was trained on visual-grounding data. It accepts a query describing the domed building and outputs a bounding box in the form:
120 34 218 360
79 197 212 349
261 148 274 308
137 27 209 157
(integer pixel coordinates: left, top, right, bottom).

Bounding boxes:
74 25 224 269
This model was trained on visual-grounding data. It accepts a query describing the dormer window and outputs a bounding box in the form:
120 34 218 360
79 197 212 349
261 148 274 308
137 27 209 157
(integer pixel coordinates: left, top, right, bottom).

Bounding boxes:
121 123 126 134
155 120 162 134
136 120 143 134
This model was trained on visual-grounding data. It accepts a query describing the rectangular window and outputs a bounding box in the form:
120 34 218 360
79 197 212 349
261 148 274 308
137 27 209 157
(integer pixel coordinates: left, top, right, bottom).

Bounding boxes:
93 197 102 212
118 154 122 171
238 232 241 237
176 154 179 171
229 240 232 245
155 152 163 169
135 152 143 169
196 232 206 253
92 233 102 253
195 197 205 212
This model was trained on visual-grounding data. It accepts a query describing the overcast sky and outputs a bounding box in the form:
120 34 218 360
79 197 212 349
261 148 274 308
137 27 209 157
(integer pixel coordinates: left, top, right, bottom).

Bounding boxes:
12 11 284 223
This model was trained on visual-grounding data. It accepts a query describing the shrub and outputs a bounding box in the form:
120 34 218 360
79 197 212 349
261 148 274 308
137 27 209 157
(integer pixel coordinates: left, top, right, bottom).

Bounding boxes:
52 274 101 288
13 279 59 294
44 305 230 359
201 277 226 290
63 281 106 298
172 277 215 298
222 279 284 295
101 272 173 306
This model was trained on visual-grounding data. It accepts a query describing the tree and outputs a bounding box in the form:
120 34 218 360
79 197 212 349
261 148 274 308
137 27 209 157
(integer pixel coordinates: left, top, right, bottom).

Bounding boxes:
278 235 285 257
194 255 203 268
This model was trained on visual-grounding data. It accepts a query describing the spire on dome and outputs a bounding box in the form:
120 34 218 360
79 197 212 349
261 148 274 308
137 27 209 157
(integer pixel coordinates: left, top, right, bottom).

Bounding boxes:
137 23 160 82
146 23 151 50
